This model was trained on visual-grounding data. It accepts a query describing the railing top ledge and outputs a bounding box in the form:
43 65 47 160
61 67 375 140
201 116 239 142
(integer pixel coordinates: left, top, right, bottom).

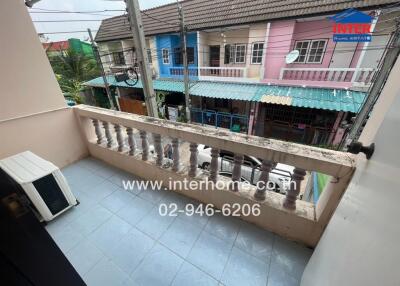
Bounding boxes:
74 105 355 177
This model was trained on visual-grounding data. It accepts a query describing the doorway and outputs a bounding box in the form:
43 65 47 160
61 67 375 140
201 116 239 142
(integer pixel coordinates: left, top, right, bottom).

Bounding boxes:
209 45 220 75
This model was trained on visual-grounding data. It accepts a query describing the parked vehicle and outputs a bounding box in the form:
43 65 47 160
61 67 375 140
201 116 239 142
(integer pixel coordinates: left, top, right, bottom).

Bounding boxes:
197 145 294 192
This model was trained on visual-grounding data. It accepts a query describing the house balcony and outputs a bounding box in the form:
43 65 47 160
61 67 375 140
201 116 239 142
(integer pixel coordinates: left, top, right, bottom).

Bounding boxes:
24 104 356 285
198 67 251 82
275 67 376 89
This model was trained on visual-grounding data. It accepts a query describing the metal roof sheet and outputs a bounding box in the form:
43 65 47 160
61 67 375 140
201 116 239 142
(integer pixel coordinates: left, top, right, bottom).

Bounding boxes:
83 76 366 113
95 0 398 42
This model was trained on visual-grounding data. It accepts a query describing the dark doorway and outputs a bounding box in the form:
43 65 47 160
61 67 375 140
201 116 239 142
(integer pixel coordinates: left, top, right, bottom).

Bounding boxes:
209 45 220 67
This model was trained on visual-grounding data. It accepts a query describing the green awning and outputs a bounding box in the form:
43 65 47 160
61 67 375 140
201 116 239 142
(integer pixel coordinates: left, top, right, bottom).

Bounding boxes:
83 76 366 113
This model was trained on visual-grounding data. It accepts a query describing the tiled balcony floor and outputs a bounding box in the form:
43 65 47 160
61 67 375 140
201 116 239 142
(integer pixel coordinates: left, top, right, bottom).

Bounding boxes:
46 157 312 286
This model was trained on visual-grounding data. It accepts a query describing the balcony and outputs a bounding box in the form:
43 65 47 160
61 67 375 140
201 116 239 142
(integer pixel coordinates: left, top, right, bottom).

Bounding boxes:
199 67 251 82
48 157 312 285
278 67 375 89
45 105 354 285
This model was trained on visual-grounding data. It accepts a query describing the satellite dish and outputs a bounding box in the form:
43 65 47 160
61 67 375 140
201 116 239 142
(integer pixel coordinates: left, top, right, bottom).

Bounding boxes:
286 50 300 64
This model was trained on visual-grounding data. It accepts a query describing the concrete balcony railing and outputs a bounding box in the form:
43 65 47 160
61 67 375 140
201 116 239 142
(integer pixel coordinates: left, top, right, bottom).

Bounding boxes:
279 67 376 88
74 105 355 247
199 67 247 82
169 67 199 77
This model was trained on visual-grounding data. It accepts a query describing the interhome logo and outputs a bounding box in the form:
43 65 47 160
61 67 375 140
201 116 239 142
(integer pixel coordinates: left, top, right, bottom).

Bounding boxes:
330 8 374 42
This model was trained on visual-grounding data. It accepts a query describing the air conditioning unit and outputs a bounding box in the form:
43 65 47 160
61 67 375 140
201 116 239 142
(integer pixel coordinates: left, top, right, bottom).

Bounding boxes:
0 151 78 222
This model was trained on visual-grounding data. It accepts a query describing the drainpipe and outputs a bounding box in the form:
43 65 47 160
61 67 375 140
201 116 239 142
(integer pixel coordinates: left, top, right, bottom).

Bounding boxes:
260 22 271 80
351 10 381 83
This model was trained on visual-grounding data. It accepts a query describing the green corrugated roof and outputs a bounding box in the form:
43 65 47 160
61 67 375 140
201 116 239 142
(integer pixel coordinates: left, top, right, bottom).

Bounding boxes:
83 76 366 113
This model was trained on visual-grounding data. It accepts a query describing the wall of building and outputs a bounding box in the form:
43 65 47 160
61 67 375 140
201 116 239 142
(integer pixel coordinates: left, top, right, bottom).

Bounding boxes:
263 20 296 80
0 0 87 167
301 56 400 286
246 24 268 79
156 33 198 78
203 27 249 68
358 11 399 71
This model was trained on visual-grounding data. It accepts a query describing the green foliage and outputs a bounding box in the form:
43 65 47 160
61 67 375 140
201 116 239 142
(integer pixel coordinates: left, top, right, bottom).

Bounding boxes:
48 48 100 104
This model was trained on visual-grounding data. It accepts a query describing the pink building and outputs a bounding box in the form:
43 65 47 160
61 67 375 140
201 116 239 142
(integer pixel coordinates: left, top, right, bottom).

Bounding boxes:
262 15 385 90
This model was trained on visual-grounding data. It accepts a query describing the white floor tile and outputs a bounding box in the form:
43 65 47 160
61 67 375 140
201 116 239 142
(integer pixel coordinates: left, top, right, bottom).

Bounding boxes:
131 243 184 286
159 218 203 257
172 262 218 286
221 247 269 286
187 231 232 280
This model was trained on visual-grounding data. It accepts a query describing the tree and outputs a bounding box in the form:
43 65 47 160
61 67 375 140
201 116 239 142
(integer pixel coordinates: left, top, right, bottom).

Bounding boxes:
49 48 100 104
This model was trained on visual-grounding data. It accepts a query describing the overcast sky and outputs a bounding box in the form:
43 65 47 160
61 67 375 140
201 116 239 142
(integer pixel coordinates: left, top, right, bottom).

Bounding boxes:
28 0 176 42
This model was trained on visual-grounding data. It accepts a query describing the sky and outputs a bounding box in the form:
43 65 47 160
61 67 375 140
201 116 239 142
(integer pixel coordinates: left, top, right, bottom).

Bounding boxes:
28 0 176 42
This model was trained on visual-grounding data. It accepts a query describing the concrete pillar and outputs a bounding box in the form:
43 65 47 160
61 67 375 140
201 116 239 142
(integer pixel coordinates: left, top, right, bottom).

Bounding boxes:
126 127 136 156
188 142 198 177
102 121 113 148
140 130 149 161
92 119 103 144
283 168 306 210
114 124 124 152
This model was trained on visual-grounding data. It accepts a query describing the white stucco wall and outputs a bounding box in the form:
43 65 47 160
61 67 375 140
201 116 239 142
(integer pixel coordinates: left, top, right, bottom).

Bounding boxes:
301 56 400 286
0 0 87 167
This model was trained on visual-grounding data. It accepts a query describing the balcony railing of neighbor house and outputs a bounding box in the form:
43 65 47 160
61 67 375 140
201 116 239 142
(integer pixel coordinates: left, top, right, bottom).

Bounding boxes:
74 105 355 247
169 67 199 77
279 67 376 87
191 108 249 133
199 67 247 78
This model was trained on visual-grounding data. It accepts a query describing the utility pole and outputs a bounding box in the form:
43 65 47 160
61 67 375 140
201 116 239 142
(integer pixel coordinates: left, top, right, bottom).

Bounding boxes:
177 1 191 122
345 23 400 147
125 0 158 118
87 28 116 110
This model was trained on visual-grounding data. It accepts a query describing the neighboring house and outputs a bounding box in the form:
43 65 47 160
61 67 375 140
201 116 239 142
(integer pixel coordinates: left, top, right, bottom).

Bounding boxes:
43 38 94 58
90 0 399 147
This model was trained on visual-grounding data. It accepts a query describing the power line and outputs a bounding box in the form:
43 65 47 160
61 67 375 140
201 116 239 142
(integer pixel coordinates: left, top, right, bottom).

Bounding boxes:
33 19 105 23
142 10 179 27
29 8 125 13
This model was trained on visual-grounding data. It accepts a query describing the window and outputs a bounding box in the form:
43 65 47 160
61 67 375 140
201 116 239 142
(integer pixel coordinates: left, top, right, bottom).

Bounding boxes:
224 45 231 64
174 48 182 65
229 45 235 63
224 44 235 64
173 47 195 65
187 47 195 64
293 39 327 64
235 44 246 63
147 49 152 64
307 40 327 63
112 51 125 65
251 42 264 64
162 48 169 64
224 44 246 64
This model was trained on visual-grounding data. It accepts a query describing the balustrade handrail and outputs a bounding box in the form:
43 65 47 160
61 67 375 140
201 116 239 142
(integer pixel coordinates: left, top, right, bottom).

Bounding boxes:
169 67 198 70
281 67 375 72
200 66 247 71
74 105 354 178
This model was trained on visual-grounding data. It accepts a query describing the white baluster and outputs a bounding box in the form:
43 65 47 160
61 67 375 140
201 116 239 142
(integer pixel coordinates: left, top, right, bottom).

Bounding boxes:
231 154 244 192
92 119 103 144
283 168 306 210
209 148 220 183
126 127 136 156
153 133 163 166
139 131 149 161
188 143 198 178
171 138 180 172
114 124 124 152
102 121 114 148
254 160 274 200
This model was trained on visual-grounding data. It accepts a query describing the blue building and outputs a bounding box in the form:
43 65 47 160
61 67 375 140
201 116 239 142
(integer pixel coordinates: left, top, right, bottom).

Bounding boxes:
156 33 198 79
